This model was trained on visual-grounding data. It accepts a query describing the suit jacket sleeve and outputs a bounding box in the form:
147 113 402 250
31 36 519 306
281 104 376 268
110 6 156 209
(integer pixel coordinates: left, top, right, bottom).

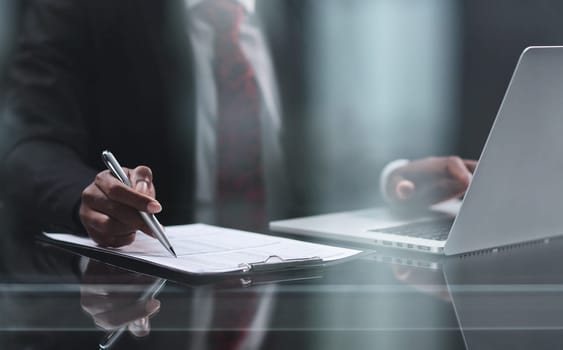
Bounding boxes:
0 0 98 233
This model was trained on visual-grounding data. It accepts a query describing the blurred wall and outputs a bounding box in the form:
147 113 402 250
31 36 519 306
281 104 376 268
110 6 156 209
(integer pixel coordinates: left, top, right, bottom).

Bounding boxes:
304 0 459 212
301 0 563 212
458 0 563 159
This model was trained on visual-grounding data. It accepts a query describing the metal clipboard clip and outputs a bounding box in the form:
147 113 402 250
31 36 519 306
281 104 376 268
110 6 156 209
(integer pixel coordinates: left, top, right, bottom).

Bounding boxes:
238 255 324 273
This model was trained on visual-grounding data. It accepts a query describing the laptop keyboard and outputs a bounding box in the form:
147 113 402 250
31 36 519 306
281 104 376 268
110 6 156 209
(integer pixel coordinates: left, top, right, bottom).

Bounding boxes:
369 218 455 241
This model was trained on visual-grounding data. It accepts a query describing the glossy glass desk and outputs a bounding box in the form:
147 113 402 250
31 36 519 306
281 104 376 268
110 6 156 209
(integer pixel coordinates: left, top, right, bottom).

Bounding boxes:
2 225 563 350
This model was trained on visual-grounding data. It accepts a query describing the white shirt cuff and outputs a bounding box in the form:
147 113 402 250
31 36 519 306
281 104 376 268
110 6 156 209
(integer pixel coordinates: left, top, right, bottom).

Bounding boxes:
379 159 410 204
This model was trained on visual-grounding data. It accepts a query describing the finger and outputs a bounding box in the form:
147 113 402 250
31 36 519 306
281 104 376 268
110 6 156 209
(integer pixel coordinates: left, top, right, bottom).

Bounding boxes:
93 299 161 330
399 157 444 178
386 167 415 202
128 317 151 337
446 157 472 190
392 265 413 282
135 180 152 196
81 294 112 316
395 179 415 201
82 211 137 247
86 195 153 235
91 230 136 248
81 208 133 237
105 233 137 247
83 183 146 227
401 157 473 180
127 166 156 197
412 178 467 205
463 159 478 173
95 171 162 213
81 293 138 318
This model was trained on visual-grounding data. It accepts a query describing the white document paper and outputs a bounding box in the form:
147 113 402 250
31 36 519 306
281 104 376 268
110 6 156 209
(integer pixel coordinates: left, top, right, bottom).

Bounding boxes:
44 224 361 275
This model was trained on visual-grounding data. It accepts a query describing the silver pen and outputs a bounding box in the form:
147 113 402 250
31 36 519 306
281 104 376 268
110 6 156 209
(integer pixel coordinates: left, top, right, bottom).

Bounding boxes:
101 150 177 258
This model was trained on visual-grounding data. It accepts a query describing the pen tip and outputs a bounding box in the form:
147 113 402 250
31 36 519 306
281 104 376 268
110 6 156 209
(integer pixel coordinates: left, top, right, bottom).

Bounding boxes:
170 247 177 258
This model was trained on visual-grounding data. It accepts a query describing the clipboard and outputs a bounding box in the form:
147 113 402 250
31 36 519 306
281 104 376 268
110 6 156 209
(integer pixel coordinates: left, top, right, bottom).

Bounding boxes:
40 223 362 278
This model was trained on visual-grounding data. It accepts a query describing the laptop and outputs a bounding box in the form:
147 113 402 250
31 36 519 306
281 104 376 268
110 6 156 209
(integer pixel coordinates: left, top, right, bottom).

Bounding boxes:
271 46 563 256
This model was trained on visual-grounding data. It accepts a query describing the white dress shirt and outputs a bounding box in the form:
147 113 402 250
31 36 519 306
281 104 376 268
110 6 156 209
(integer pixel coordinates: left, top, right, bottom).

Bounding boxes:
184 0 287 223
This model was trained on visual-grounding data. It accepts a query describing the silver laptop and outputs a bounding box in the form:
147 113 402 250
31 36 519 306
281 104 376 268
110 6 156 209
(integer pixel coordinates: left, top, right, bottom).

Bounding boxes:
271 46 563 256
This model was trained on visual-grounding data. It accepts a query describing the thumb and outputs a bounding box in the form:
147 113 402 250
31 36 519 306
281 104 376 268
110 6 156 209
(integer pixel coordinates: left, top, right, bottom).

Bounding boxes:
128 299 160 337
134 179 151 195
128 316 151 337
129 166 156 197
395 179 416 201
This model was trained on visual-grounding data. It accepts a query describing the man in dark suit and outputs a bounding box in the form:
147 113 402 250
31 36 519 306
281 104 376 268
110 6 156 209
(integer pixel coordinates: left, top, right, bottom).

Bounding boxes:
0 0 476 247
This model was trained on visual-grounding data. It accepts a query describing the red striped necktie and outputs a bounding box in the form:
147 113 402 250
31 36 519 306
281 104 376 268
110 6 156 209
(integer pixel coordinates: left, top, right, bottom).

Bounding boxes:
198 0 266 230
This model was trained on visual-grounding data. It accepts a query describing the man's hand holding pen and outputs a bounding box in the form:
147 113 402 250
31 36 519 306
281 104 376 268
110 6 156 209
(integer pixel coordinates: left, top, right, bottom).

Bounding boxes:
79 165 161 248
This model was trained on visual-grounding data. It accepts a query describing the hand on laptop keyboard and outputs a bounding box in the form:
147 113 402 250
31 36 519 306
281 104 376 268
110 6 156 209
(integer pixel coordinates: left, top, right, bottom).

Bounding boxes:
384 156 477 207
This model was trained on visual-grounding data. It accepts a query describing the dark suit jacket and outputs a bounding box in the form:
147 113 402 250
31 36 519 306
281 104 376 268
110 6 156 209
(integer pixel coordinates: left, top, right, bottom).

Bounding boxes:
0 0 313 232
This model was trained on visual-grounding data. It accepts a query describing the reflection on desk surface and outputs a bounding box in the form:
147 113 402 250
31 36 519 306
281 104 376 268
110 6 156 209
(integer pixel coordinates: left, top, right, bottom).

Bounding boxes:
445 237 563 350
4 230 563 349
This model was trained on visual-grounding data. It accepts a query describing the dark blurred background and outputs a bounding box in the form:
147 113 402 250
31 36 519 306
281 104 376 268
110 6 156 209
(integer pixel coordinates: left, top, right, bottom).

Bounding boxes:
458 0 563 158
302 0 563 211
1 0 563 212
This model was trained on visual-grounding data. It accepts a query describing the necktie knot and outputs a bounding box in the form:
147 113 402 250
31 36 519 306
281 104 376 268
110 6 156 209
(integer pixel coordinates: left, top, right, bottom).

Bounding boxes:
197 0 244 36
